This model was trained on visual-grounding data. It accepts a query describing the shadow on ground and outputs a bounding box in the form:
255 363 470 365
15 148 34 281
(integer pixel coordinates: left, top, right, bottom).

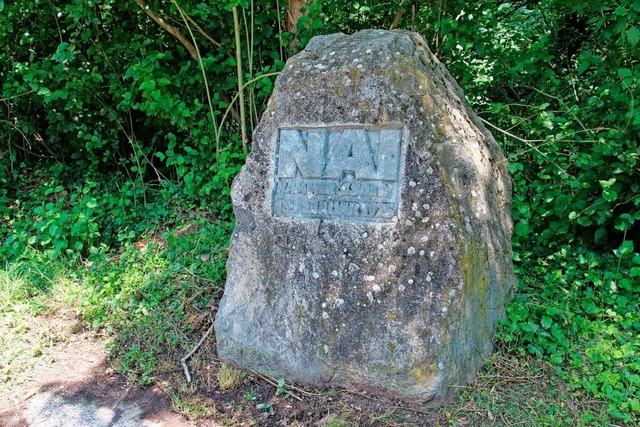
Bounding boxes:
0 312 191 427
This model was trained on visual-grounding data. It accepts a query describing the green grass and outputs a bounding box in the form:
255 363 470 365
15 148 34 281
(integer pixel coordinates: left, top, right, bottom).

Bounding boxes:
443 353 612 426
0 254 84 315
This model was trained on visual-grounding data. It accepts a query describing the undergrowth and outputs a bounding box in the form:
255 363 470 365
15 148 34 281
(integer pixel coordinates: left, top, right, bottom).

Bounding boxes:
498 246 640 423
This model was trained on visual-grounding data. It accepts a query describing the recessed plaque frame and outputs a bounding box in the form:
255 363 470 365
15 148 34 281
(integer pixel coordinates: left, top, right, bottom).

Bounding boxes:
272 126 405 223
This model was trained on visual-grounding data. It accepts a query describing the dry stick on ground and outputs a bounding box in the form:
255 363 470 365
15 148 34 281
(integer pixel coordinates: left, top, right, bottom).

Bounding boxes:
181 317 215 383
340 390 436 415
242 367 303 401
236 361 332 400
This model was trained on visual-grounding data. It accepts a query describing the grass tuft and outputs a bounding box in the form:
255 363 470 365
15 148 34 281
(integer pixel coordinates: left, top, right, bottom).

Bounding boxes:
217 362 245 391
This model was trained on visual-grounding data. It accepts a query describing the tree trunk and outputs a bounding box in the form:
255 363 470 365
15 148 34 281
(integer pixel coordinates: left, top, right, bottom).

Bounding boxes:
285 0 307 34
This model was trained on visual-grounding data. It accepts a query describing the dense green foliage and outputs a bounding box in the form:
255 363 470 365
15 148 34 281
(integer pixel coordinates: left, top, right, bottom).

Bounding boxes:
1 0 638 423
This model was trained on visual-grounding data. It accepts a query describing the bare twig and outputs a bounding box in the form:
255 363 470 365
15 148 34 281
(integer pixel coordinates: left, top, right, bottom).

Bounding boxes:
340 389 435 415
218 92 242 127
111 382 134 411
181 317 215 383
527 85 589 132
232 6 248 153
479 117 570 174
172 0 219 161
389 0 409 30
134 0 199 62
215 72 280 145
0 120 57 159
172 2 223 50
241 366 303 401
0 90 35 102
239 361 330 400
49 0 63 44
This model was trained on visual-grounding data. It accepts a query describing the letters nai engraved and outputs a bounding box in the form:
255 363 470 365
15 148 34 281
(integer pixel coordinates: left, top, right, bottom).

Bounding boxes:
272 127 403 222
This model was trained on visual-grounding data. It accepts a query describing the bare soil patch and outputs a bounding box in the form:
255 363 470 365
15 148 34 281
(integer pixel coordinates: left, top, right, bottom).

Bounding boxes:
0 309 190 427
0 308 443 426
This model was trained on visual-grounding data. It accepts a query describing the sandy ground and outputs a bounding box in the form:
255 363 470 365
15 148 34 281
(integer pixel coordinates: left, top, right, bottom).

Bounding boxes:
0 310 192 427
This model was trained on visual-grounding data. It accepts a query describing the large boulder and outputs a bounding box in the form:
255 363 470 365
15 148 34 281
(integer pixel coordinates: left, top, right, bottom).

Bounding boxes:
214 29 516 404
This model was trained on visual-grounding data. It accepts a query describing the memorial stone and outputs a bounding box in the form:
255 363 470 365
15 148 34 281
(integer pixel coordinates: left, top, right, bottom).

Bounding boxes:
214 29 516 404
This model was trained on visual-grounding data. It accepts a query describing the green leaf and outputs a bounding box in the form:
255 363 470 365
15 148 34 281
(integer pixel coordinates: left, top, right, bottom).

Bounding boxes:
49 224 60 237
630 267 640 277
514 222 529 236
594 227 607 244
618 68 632 78
157 77 171 87
599 178 616 187
0 1 4 11
627 27 640 45
140 81 156 91
619 278 635 291
581 300 600 315
577 59 590 75
497 3 512 13
541 315 553 329
616 240 634 256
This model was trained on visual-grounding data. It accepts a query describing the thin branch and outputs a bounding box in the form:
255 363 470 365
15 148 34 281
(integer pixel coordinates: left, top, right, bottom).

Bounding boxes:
133 0 199 62
173 0 219 161
479 117 569 174
172 1 223 50
0 90 36 102
217 92 242 125
181 316 215 383
389 0 409 30
49 0 63 44
1 120 59 159
238 365 304 401
480 117 546 144
526 85 588 132
215 72 280 145
232 6 248 153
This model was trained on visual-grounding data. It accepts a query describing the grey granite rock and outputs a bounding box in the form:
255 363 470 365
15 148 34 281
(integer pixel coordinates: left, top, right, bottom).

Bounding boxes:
214 29 516 404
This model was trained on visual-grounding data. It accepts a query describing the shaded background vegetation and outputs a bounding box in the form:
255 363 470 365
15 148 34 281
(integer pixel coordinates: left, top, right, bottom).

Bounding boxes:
1 0 638 423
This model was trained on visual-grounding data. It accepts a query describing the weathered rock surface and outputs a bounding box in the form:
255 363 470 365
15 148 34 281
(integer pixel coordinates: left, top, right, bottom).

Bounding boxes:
215 29 516 404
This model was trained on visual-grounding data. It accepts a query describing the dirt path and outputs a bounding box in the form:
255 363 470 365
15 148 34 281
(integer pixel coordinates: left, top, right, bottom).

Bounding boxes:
0 307 440 427
0 309 192 427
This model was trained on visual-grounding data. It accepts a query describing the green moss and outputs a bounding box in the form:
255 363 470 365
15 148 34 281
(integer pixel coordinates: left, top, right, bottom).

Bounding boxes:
411 364 438 385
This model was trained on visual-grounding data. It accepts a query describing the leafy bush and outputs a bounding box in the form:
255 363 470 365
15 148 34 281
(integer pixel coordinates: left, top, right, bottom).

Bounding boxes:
498 245 640 422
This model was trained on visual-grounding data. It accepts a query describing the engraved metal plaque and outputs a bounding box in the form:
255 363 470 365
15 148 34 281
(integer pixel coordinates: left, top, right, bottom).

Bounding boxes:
272 127 404 222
